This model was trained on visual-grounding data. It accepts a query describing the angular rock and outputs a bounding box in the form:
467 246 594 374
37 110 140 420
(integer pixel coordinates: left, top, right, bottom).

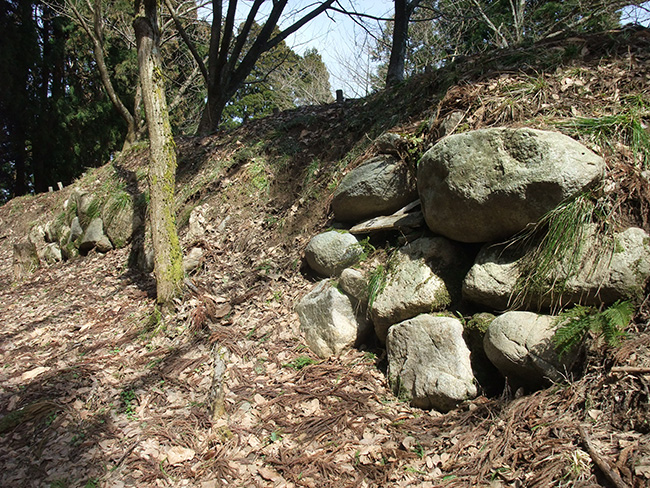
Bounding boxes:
296 280 370 358
304 230 363 277
187 204 210 242
463 226 650 310
437 111 465 138
374 132 409 156
387 314 476 411
44 221 58 243
371 237 471 342
103 194 142 248
70 217 83 242
183 247 204 273
484 311 578 388
13 240 40 280
79 218 112 255
332 155 418 222
418 128 605 242
339 268 369 307
77 193 99 229
43 243 63 264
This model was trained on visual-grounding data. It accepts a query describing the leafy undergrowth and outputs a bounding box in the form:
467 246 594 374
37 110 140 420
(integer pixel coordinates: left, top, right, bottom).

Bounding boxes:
1 27 650 487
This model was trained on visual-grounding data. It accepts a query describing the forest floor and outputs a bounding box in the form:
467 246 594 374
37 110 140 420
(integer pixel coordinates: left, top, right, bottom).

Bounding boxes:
1 27 650 488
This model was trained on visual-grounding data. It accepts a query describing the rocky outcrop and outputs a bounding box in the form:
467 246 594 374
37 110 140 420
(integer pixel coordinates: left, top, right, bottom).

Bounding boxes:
295 280 370 358
304 231 363 277
483 311 578 388
387 314 476 411
418 128 605 243
463 226 650 310
370 237 471 342
332 155 417 222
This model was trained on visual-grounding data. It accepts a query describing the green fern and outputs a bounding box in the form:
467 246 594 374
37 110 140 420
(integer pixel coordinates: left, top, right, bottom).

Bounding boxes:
553 300 634 356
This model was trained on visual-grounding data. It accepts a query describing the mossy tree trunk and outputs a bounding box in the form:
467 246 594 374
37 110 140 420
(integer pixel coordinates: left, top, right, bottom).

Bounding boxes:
134 0 184 308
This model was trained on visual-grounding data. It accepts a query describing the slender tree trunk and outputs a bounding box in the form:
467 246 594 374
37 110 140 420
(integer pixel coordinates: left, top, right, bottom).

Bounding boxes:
134 0 184 308
386 0 422 87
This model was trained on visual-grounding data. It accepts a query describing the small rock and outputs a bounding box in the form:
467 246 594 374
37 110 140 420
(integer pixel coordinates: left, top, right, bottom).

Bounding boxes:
296 280 370 358
183 247 204 273
484 311 579 389
332 155 418 222
387 314 476 411
304 230 363 277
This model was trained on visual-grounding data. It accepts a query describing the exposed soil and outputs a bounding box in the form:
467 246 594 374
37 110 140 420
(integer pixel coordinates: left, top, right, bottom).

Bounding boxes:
1 27 650 487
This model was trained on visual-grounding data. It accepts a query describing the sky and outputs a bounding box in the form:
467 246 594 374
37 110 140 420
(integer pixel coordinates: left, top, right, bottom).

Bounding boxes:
201 1 650 100
283 1 650 99
282 0 394 98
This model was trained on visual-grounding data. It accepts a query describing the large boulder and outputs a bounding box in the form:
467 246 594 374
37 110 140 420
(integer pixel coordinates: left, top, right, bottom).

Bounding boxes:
332 155 417 222
484 311 578 389
418 128 605 243
102 193 142 249
463 226 650 310
296 280 370 358
370 237 471 342
304 231 363 277
387 314 476 411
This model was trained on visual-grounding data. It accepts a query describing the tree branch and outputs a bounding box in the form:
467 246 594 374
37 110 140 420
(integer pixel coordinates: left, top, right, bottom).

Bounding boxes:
163 0 208 83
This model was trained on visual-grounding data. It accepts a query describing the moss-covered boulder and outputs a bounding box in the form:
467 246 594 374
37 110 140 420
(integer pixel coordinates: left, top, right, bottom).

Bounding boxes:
418 128 604 243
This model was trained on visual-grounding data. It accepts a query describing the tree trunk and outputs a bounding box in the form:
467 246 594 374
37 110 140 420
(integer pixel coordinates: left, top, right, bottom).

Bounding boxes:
134 0 184 308
386 0 411 87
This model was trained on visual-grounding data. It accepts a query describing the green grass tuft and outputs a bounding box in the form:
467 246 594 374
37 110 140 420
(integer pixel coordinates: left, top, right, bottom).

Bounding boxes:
511 193 613 310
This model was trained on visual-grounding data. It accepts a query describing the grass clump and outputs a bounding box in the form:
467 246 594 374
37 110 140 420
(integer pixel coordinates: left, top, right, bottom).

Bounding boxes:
511 193 613 310
553 300 634 357
558 106 650 168
367 264 388 309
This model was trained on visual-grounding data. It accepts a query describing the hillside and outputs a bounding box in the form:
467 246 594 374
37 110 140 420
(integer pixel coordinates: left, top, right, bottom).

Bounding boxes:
1 27 650 487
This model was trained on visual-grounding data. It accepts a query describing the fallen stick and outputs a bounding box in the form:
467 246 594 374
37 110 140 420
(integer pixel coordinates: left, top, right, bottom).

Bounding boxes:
610 366 650 374
578 425 629 488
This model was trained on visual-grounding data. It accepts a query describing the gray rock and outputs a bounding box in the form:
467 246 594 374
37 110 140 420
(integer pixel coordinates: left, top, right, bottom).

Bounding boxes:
96 235 113 253
463 226 650 310
332 155 418 222
43 243 63 264
484 311 578 388
371 237 470 342
79 218 112 255
183 247 204 273
304 231 363 277
103 194 142 248
374 132 409 155
462 243 521 311
339 268 369 306
438 111 465 138
418 128 605 242
77 193 99 229
387 314 476 411
296 280 370 358
70 217 83 242
13 240 40 280
44 221 58 243
187 204 210 242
